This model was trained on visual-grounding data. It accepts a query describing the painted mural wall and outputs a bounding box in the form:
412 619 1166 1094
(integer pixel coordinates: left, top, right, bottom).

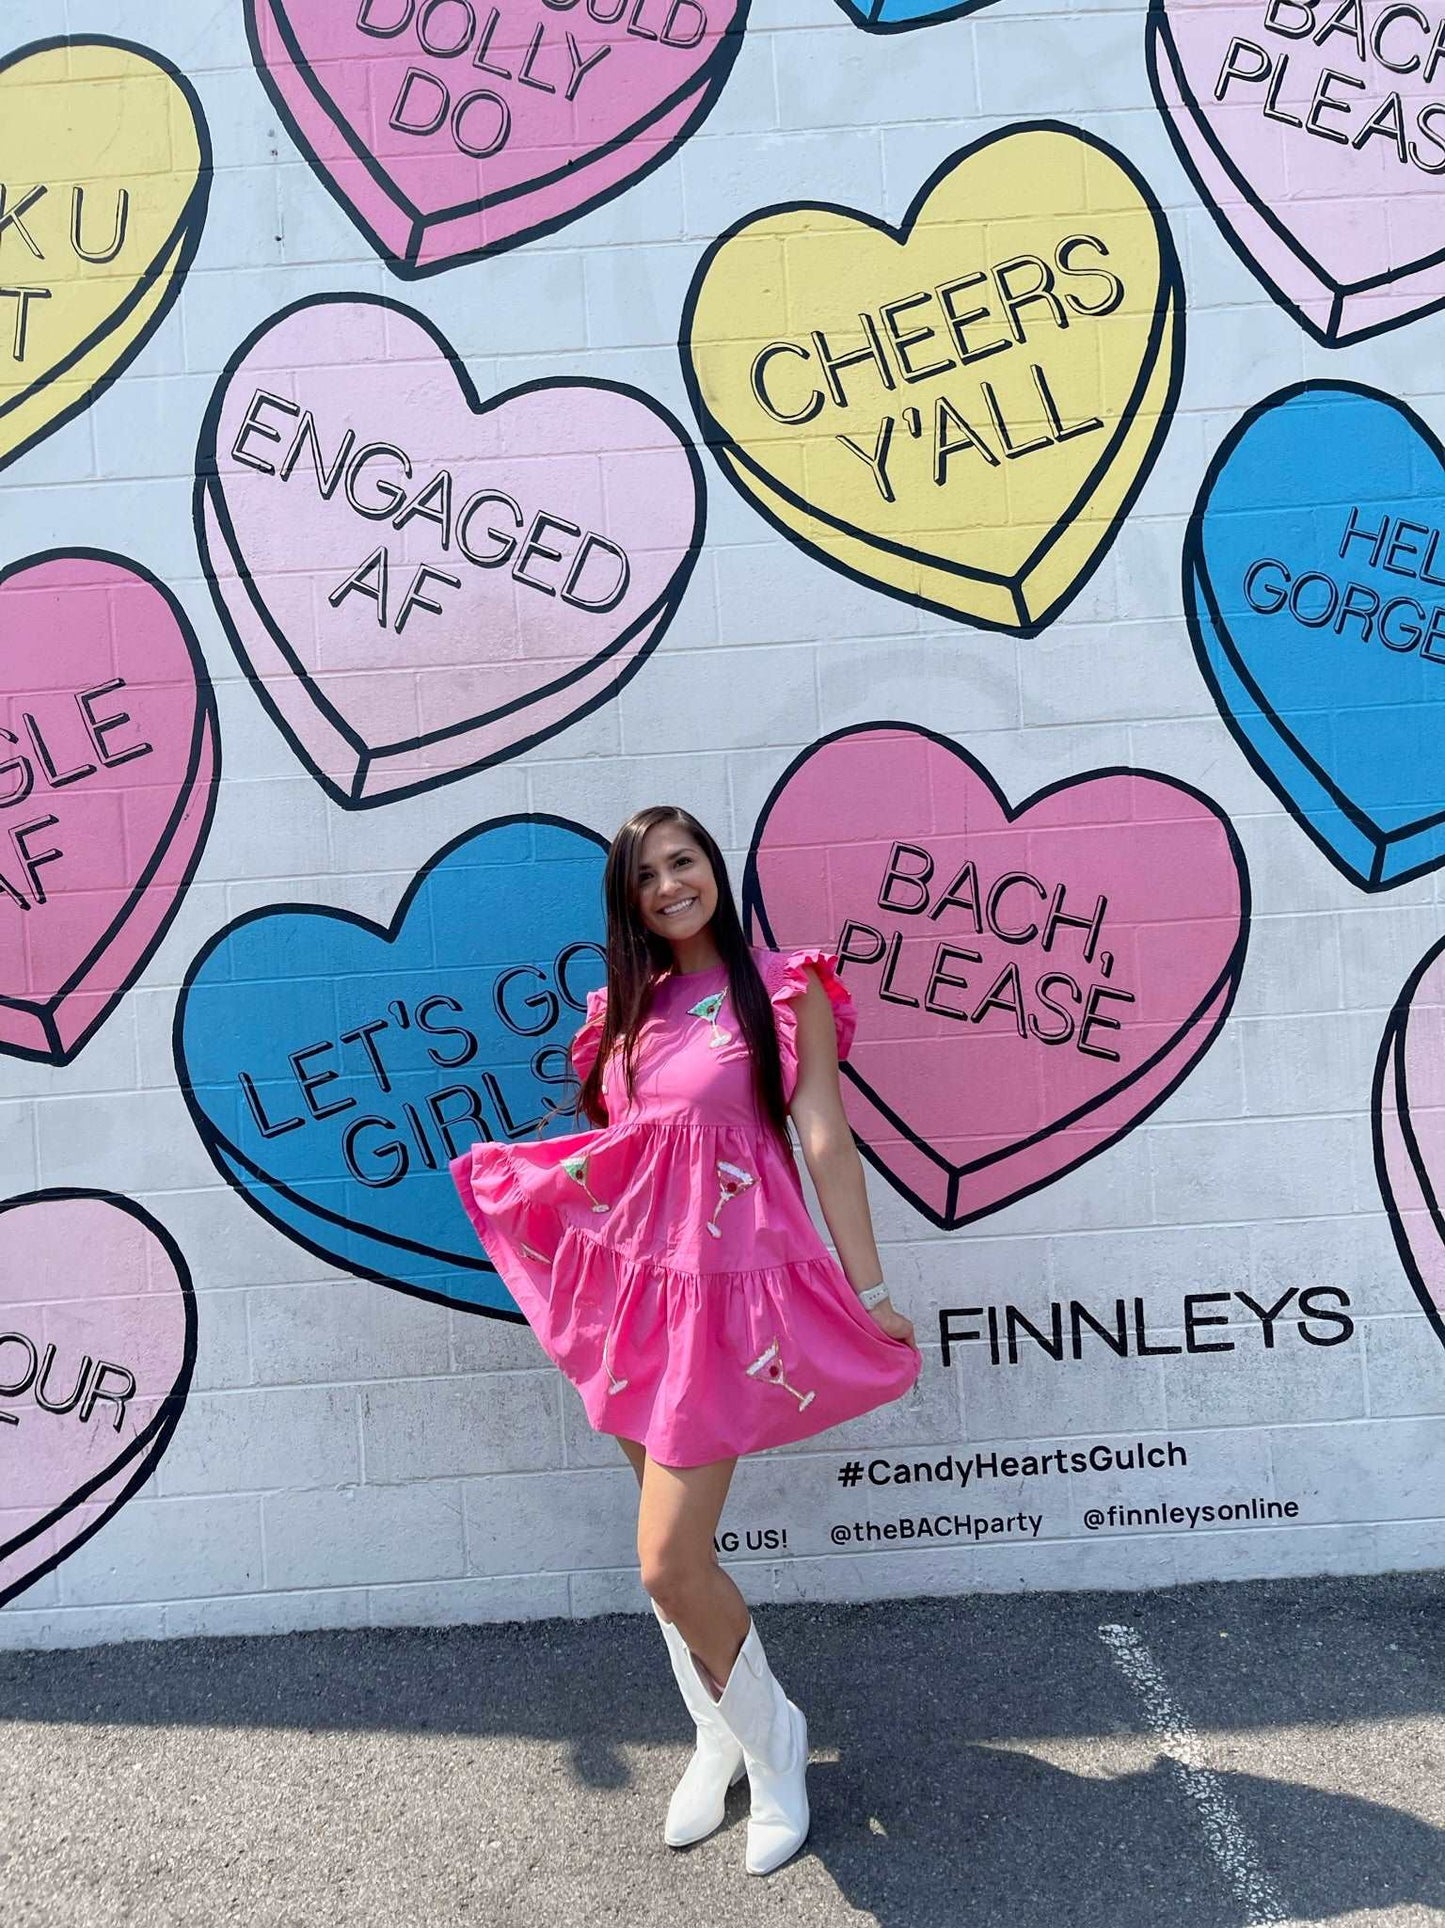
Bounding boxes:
2 0 1443 1649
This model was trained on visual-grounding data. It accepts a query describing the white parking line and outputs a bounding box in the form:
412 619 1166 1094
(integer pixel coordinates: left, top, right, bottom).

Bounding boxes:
1099 1622 1288 1927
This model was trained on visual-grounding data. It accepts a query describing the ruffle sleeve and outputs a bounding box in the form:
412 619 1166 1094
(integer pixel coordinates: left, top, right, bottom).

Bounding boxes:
767 947 857 1079
569 985 608 1083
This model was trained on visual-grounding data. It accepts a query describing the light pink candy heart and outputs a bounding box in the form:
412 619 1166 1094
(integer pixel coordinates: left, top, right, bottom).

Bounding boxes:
198 294 704 808
1376 936 1445 1347
746 725 1249 1227
0 552 218 1065
0 1191 195 1609
248 0 747 272
1150 0 1445 344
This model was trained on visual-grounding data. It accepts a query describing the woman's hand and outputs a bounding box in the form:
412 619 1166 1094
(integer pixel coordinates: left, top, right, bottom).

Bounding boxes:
864 1294 916 1348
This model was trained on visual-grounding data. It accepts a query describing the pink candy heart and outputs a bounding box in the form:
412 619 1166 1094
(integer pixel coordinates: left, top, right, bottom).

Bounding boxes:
1376 936 1445 1347
746 725 1249 1226
197 294 704 808
0 551 218 1065
248 0 747 272
0 1191 195 1609
1150 0 1445 344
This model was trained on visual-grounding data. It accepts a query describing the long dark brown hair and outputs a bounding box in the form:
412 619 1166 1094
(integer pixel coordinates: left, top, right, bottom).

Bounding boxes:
574 805 790 1143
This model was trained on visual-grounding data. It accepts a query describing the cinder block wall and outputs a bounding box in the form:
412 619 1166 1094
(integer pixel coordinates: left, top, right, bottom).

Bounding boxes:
3 0 1444 1649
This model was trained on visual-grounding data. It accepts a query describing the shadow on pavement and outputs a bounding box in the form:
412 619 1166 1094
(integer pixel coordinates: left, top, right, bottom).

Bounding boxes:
3 1573 1443 1926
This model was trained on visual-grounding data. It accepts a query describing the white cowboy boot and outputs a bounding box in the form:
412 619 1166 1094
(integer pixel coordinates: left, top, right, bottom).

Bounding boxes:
713 1617 810 1875
650 1600 745 1847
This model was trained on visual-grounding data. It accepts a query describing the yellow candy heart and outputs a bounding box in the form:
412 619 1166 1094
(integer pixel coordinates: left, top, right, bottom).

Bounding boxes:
0 38 209 472
682 122 1183 635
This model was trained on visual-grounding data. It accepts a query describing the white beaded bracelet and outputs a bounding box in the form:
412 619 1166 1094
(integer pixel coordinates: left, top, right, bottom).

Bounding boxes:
857 1283 890 1310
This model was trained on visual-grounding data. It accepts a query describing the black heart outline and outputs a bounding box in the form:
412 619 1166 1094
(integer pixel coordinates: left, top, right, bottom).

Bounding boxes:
1147 0 1445 348
1183 377 1445 894
0 548 221 1067
831 0 998 35
0 1188 197 1608
246 0 750 276
194 291 706 811
173 811 610 1324
678 119 1186 637
0 35 212 474
742 721 1251 1229
1374 934 1445 1354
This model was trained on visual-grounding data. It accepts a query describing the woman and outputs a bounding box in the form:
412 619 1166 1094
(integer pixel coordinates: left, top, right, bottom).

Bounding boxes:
451 805 921 1875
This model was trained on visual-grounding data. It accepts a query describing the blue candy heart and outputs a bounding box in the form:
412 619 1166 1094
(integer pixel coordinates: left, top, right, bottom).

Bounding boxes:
832 0 994 30
175 817 606 1319
1187 382 1445 892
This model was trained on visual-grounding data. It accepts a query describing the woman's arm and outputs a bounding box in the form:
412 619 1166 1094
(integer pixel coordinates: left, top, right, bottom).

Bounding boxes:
786 968 916 1347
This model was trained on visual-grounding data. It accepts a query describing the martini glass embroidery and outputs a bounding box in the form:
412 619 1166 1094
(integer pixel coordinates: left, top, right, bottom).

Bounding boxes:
602 1327 629 1395
705 1159 755 1238
562 1151 610 1213
747 1336 815 1411
688 990 732 1048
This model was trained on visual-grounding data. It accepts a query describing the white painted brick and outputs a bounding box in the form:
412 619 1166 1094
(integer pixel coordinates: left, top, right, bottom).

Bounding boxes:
817 635 1023 738
1363 1317 1445 1420
712 537 919 650
682 127 884 241
965 1346 1168 1444
0 1602 169 1651
360 1373 561 1482
1248 1212 1417 1317
1047 1222 1255 1304
1167 1521 1383 1586
1147 1117 1371 1226
1020 615 1213 728
57 1496 265 1606
1159 1322 1366 1431
262 1483 467 1590
1237 1010 1386 1121
617 642 819 754
464 1468 639 1575
157 1384 361 1495
34 1090 220 1195
447 1308 555 1377
1268 1418 1445 1525
367 1573 572 1627
584 243 700 352
164 1587 371 1639
184 1287 253 1396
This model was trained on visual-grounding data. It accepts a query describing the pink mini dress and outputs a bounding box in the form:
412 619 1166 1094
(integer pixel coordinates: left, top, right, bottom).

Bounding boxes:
450 946 922 1467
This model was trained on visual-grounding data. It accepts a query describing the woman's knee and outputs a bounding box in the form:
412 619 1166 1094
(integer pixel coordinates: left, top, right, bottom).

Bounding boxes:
637 1529 713 1612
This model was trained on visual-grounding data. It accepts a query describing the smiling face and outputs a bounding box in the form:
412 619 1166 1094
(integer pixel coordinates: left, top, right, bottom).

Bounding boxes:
633 819 720 954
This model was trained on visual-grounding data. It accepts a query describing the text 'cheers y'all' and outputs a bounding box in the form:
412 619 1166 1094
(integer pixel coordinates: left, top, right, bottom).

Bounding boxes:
0 183 133 362
360 0 711 161
1214 0 1445 174
237 949 601 1188
748 238 1126 501
0 683 154 913
230 390 633 633
836 841 1137 1060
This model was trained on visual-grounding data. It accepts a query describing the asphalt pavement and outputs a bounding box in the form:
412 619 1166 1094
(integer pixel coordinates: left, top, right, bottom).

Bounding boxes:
3 1572 1443 1927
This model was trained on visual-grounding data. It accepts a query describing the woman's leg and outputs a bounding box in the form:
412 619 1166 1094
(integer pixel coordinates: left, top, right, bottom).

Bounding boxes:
636 1454 750 1695
616 1436 647 1489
